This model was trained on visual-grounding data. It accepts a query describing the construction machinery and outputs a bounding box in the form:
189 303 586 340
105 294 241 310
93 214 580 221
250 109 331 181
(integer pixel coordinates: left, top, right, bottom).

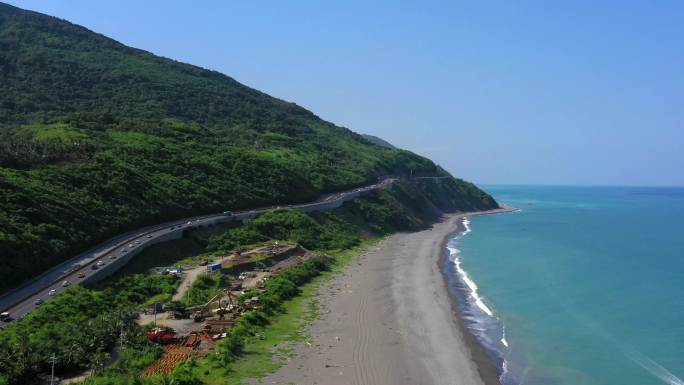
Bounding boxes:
191 290 237 322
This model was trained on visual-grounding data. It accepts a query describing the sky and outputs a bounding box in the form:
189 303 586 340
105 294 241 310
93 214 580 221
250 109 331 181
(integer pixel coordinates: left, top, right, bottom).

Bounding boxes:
8 1 684 186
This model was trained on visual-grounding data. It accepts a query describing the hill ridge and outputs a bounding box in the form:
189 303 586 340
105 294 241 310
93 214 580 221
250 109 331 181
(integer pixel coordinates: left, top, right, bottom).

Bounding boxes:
0 2 497 291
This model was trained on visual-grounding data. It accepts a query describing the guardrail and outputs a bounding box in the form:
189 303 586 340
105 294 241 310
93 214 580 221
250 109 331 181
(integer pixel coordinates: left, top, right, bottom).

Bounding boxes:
0 179 396 317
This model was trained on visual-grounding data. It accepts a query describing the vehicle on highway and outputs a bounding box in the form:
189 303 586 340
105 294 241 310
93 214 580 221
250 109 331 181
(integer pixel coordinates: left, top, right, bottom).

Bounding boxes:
48 289 56 296
97 260 105 266
147 235 153 238
34 298 43 305
110 255 117 259
91 264 99 270
135 240 141 244
77 272 86 278
129 243 134 248
187 221 192 225
122 249 128 253
0 312 10 320
62 280 70 287
223 211 233 217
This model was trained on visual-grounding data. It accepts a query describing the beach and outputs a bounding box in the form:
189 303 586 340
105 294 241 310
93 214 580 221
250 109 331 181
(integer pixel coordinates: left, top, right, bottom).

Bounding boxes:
265 208 511 385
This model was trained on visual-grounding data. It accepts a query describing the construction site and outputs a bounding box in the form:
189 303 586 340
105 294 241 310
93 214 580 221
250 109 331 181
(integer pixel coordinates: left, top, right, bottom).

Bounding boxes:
136 242 317 376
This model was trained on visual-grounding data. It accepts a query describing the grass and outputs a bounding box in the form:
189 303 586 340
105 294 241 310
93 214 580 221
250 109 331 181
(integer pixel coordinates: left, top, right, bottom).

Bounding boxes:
191 237 384 384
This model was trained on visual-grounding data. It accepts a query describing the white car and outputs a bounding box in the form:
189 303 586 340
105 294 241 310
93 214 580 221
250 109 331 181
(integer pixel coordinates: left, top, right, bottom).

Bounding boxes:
48 289 56 296
147 235 153 238
62 280 70 287
129 243 134 248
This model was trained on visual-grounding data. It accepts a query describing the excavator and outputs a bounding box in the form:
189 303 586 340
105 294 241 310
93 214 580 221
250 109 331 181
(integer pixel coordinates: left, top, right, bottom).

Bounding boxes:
191 290 238 322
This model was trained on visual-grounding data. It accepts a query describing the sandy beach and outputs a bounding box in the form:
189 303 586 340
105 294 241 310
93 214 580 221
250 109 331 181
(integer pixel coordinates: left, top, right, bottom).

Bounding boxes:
265 208 511 385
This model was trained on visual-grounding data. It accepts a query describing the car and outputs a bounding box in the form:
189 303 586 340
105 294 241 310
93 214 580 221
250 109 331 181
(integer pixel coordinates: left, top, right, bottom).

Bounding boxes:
97 260 105 266
0 311 10 320
187 221 192 225
147 235 153 238
34 299 43 305
135 240 141 244
48 289 56 296
110 255 117 259
91 264 99 270
122 249 128 253
77 272 86 278
62 280 70 287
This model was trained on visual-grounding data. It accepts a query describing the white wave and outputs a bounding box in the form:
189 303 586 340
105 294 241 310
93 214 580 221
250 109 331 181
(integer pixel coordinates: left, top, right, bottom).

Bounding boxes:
462 217 472 235
449 218 512 384
449 218 494 317
501 326 509 347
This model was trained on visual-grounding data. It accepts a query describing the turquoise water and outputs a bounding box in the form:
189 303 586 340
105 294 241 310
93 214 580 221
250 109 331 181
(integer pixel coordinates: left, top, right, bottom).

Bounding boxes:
445 186 684 385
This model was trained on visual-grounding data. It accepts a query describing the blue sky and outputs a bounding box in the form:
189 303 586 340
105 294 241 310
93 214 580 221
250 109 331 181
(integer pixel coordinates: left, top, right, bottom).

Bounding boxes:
9 1 684 186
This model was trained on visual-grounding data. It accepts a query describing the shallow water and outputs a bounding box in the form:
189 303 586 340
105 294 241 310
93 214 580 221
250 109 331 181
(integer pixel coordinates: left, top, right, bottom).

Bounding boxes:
445 185 684 385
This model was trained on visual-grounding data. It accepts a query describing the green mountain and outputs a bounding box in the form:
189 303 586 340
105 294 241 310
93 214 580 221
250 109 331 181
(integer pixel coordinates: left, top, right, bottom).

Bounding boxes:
361 134 396 149
0 2 497 291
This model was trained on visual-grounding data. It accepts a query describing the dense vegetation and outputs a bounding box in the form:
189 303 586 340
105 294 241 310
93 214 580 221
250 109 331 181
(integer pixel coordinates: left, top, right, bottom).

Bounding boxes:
0 274 178 385
83 257 333 385
182 273 229 307
206 178 497 254
0 173 496 384
0 3 501 291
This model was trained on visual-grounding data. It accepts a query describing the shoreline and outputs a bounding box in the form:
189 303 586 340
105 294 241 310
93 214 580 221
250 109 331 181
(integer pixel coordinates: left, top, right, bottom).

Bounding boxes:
264 207 515 385
438 207 518 385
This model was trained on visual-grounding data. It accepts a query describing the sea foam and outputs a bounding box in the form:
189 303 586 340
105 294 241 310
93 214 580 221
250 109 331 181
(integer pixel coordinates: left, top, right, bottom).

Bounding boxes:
446 217 513 384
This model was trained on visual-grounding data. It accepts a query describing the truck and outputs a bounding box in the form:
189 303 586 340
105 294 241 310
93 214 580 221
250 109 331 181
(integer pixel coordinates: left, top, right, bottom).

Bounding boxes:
207 262 221 273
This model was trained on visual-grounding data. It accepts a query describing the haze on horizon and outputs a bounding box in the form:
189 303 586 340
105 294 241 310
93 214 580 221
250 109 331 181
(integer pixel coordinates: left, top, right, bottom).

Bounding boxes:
10 0 684 187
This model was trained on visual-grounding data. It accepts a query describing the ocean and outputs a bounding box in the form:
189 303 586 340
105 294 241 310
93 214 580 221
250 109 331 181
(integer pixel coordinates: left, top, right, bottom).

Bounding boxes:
444 185 684 385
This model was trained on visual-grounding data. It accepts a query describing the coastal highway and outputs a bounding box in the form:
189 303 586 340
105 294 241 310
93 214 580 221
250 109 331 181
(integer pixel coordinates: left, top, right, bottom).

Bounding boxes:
0 178 396 325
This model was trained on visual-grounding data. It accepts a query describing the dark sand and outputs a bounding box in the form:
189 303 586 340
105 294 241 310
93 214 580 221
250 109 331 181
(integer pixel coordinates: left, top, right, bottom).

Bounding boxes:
264 208 512 385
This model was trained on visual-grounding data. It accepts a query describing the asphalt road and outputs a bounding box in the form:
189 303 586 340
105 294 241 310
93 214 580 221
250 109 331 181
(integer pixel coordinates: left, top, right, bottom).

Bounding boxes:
0 179 395 325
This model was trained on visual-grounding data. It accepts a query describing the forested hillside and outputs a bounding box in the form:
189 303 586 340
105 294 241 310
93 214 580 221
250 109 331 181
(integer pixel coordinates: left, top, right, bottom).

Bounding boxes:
0 2 497 291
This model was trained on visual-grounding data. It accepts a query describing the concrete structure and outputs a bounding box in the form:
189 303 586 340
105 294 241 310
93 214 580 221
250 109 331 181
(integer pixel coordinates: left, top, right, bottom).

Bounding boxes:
0 178 396 323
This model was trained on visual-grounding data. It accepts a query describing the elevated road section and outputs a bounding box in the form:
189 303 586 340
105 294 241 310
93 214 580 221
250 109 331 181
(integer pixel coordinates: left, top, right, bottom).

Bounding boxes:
0 179 396 324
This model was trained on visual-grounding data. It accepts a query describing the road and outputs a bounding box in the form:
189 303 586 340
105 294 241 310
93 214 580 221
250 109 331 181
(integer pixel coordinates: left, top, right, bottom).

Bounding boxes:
0 178 395 325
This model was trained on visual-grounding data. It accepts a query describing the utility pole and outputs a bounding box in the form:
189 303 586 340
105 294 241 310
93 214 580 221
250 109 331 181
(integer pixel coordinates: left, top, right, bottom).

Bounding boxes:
49 353 57 385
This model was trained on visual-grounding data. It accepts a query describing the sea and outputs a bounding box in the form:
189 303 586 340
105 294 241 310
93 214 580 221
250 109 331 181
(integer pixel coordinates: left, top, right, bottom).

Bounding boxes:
443 185 684 385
